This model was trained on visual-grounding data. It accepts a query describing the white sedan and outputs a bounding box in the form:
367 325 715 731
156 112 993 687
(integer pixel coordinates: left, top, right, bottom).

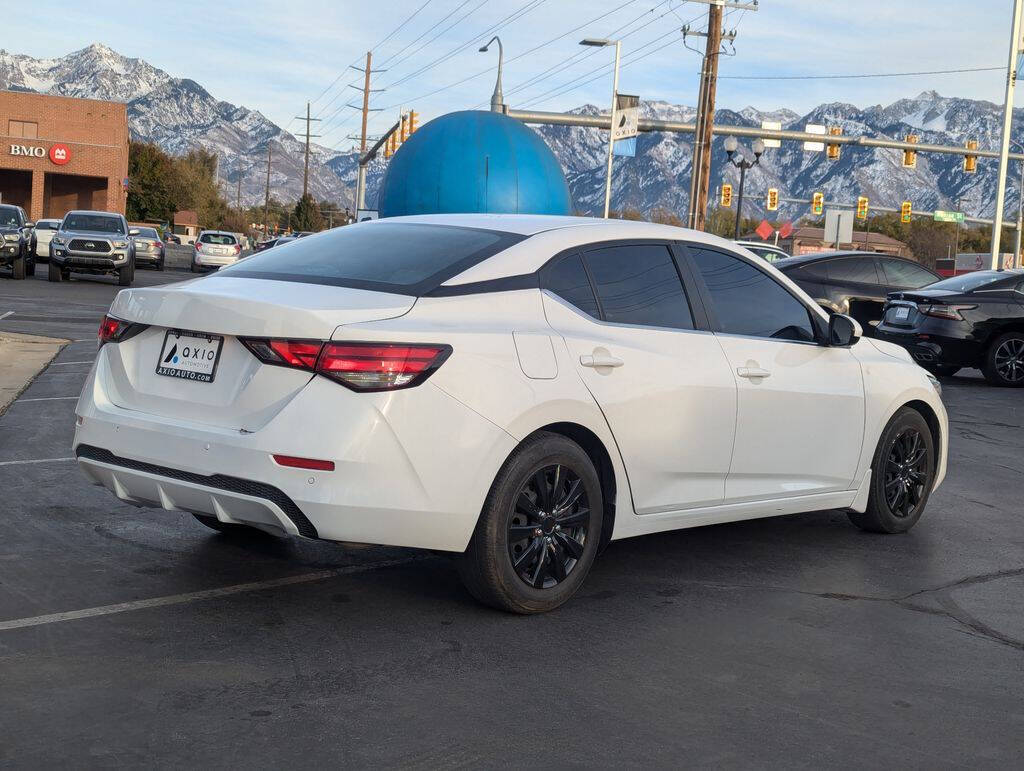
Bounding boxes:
75 214 947 613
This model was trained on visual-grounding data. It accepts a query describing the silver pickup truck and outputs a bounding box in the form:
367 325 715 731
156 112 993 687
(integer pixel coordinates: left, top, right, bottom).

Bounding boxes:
48 210 137 286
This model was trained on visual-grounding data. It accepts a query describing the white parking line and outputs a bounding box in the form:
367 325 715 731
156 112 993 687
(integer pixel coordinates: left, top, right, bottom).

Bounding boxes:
0 556 421 631
0 457 75 466
50 361 95 366
0 311 12 321
15 396 78 402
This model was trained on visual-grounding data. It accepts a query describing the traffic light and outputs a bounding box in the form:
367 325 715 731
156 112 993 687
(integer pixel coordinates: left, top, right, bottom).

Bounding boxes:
384 132 396 159
721 183 733 208
964 139 978 173
766 188 779 211
811 191 824 216
856 196 869 220
902 134 918 168
826 126 842 161
408 110 418 135
400 112 409 142
901 201 912 223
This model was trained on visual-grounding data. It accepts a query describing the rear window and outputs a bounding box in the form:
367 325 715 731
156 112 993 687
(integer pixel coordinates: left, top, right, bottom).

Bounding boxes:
924 271 1010 292
200 232 237 245
63 214 124 234
219 222 524 295
135 227 159 238
36 221 60 230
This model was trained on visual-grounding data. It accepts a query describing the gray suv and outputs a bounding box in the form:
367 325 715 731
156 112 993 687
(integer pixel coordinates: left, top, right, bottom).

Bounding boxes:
49 210 137 285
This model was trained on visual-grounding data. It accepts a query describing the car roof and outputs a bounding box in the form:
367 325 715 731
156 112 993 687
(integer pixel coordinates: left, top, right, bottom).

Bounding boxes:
199 230 236 236
735 240 786 250
64 210 121 216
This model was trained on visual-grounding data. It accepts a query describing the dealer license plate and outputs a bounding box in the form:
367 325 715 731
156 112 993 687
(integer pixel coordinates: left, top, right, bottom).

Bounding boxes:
893 306 910 321
155 330 223 383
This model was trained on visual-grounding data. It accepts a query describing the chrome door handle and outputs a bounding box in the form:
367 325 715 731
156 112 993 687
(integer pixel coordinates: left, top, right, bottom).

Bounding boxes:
737 366 771 380
581 354 624 368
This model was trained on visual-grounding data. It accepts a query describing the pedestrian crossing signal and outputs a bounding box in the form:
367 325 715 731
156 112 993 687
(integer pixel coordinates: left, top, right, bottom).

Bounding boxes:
721 183 733 208
812 192 824 215
901 201 912 223
766 188 779 211
857 196 869 220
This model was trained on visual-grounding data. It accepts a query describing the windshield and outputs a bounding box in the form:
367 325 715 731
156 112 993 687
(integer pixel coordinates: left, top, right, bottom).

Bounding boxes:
219 222 524 294
134 227 160 239
923 271 1010 292
63 214 124 234
0 207 22 228
200 233 238 245
36 220 60 230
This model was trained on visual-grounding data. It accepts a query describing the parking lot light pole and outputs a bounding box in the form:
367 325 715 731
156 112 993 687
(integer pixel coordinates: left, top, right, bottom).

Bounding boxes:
724 136 764 239
581 38 621 219
479 37 505 113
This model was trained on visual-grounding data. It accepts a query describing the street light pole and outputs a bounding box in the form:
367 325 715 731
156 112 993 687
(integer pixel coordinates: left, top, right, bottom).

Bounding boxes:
724 136 764 240
989 0 1024 269
479 37 505 113
581 38 621 219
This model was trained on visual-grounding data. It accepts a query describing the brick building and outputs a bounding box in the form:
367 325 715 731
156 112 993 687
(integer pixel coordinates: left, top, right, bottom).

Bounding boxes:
0 91 129 222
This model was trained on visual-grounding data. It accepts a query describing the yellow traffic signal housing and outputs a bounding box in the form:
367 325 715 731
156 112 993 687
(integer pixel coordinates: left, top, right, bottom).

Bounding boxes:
384 132 396 159
766 188 779 211
812 191 824 215
408 110 419 134
826 126 842 161
901 201 912 223
964 139 978 173
721 183 733 208
856 196 869 220
902 134 918 168
400 113 409 142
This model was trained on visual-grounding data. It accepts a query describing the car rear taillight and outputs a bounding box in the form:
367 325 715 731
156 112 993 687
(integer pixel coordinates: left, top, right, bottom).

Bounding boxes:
195 242 202 251
233 244 241 254
98 315 147 348
317 343 451 391
918 303 976 321
239 338 451 391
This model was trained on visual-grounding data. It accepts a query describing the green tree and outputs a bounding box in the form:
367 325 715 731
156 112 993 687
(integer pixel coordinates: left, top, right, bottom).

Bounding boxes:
292 193 325 232
126 142 177 222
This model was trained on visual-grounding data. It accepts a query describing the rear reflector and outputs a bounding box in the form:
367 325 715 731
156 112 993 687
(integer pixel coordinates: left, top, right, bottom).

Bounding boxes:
272 454 335 471
239 337 451 392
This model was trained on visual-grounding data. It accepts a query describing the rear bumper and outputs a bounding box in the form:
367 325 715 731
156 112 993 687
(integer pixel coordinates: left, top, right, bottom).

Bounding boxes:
875 326 981 368
194 252 239 267
73 356 517 552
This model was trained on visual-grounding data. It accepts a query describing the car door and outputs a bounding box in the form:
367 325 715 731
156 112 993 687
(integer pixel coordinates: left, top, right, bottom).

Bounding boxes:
540 242 737 514
684 244 866 503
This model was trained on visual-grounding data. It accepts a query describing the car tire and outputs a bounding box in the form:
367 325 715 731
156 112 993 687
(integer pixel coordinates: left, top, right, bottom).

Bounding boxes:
48 261 62 282
848 407 935 534
190 260 200 273
458 432 604 614
982 331 1024 387
156 257 165 271
26 254 35 277
191 513 255 535
11 253 25 280
117 262 134 286
924 364 960 378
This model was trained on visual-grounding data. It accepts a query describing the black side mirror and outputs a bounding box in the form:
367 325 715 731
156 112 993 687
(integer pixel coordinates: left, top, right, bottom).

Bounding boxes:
829 313 862 347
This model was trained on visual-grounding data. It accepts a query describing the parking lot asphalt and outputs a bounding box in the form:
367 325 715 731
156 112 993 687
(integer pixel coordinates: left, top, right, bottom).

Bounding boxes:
1 265 1022 768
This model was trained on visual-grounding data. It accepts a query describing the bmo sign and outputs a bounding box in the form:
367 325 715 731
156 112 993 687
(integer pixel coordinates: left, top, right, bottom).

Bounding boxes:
9 143 72 165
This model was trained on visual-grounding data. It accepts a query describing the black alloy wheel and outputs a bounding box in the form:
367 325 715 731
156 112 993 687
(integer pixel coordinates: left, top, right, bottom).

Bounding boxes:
991 335 1024 385
507 464 590 590
882 428 930 519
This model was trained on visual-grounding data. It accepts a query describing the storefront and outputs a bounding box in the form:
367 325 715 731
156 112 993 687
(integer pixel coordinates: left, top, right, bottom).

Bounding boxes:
0 91 129 222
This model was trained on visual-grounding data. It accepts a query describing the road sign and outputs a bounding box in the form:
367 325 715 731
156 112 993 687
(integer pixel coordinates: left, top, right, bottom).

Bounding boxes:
755 220 774 240
779 221 793 239
761 121 781 148
612 93 639 141
824 210 854 246
934 210 965 223
803 124 826 152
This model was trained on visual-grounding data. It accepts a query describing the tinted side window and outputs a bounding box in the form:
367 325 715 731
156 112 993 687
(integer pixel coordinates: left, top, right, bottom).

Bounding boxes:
826 257 879 284
689 247 817 343
879 259 937 289
542 252 600 318
583 244 694 330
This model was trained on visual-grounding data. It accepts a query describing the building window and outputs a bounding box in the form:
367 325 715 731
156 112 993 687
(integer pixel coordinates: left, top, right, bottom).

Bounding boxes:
8 120 38 139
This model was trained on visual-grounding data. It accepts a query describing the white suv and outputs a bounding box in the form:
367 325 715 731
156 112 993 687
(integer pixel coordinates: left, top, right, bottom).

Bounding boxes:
75 215 947 613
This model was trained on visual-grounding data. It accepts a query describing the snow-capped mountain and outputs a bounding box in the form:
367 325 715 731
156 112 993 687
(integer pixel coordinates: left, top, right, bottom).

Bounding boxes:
1 44 1017 219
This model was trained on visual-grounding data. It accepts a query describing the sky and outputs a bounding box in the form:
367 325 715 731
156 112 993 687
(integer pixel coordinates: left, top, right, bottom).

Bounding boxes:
15 0 1021 150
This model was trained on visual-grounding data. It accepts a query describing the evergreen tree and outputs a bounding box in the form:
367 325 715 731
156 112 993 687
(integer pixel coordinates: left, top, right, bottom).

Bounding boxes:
292 194 325 232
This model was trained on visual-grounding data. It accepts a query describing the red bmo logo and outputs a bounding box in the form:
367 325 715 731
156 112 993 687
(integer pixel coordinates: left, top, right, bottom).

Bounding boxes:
49 144 71 165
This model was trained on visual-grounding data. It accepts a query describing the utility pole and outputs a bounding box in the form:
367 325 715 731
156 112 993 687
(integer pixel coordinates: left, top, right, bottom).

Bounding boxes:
236 172 242 212
990 0 1024 269
349 52 386 212
294 101 321 199
263 144 272 236
685 0 757 231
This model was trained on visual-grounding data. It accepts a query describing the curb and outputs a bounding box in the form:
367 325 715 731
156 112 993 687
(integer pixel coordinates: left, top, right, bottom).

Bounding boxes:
0 332 71 418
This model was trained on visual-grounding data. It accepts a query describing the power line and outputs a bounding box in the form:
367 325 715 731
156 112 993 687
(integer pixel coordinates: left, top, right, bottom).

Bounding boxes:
378 0 481 69
718 66 1004 81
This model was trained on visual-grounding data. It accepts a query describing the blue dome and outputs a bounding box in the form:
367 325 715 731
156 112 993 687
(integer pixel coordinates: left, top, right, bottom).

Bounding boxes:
377 110 571 217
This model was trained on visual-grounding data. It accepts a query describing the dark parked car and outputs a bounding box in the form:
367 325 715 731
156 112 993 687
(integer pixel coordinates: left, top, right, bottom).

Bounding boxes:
876 269 1024 386
774 251 940 333
130 226 165 270
0 204 34 279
